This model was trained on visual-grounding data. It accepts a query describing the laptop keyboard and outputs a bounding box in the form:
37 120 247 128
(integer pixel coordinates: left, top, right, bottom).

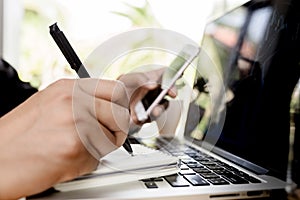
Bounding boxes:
140 138 261 188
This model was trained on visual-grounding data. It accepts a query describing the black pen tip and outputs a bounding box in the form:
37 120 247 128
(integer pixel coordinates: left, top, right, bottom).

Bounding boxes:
49 22 59 32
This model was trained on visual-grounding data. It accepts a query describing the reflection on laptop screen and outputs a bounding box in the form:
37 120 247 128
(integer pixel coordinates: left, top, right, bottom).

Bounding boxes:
184 2 281 176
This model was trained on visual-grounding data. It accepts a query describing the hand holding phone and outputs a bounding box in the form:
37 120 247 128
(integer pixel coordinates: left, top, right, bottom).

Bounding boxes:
135 44 200 122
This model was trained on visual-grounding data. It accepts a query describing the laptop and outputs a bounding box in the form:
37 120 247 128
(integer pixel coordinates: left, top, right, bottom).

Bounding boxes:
37 0 300 199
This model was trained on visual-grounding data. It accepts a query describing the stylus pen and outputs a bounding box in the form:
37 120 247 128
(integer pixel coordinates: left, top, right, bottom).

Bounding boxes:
49 22 133 156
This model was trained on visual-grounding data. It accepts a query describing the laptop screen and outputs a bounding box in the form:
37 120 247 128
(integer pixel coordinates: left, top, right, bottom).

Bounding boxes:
184 1 293 179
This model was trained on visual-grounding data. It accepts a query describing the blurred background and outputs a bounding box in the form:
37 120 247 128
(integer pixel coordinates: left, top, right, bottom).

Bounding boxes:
0 0 247 89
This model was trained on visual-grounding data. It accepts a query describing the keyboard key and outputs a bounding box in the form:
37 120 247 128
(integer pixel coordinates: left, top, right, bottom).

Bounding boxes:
223 165 240 173
214 169 232 175
186 163 203 168
164 174 190 187
199 161 216 165
205 164 224 170
195 157 210 162
243 175 261 183
193 156 207 161
141 177 164 182
207 157 218 162
199 172 219 179
222 173 249 184
184 174 210 186
179 169 196 175
234 170 248 177
193 168 211 174
207 178 229 185
144 182 158 188
231 170 261 183
181 158 194 164
179 164 189 170
215 161 230 168
184 161 198 164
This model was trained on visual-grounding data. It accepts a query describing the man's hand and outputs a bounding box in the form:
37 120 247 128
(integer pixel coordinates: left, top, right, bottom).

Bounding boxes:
118 68 177 125
0 78 130 199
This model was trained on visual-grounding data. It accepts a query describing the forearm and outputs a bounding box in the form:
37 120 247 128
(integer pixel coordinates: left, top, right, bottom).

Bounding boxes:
0 134 63 199
0 94 39 147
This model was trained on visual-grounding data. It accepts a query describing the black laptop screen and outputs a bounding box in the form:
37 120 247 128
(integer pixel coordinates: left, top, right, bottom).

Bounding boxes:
184 0 300 179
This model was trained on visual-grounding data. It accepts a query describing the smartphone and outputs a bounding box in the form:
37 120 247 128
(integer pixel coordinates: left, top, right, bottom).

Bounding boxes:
135 44 200 122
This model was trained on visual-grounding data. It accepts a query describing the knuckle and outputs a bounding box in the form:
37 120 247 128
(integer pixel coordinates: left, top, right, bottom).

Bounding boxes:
112 81 129 107
114 81 127 98
52 79 73 102
54 78 73 89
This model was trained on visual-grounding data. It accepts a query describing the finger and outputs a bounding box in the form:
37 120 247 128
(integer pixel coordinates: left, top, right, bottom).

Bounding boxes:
119 68 164 91
168 85 177 98
75 78 129 108
85 122 127 157
74 115 118 160
94 123 127 147
72 82 129 160
150 99 169 118
151 104 165 118
146 68 165 82
113 131 128 147
93 98 130 135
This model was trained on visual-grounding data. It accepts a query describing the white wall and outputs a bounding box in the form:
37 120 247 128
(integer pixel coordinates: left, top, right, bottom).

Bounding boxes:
0 0 3 57
2 0 22 67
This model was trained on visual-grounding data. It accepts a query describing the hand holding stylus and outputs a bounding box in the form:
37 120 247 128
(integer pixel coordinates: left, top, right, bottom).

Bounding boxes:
49 23 133 156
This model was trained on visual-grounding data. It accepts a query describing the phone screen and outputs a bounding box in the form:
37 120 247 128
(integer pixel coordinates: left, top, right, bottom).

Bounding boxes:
135 44 200 122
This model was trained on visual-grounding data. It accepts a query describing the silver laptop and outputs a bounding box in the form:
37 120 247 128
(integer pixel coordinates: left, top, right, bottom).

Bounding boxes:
37 1 291 199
